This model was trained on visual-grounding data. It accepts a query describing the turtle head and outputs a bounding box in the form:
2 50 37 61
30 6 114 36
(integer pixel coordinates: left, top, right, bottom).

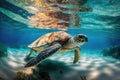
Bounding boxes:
73 34 88 46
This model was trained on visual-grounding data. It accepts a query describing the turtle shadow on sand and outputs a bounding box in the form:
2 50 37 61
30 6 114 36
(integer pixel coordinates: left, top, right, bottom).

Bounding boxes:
24 57 71 72
24 58 72 74
36 60 88 80
23 57 88 80
36 59 71 73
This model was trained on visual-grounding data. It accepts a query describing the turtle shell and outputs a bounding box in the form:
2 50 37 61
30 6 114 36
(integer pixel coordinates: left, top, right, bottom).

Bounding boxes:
28 31 71 48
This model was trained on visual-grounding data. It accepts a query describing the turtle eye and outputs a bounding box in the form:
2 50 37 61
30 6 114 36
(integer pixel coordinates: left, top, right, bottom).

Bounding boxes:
78 35 84 38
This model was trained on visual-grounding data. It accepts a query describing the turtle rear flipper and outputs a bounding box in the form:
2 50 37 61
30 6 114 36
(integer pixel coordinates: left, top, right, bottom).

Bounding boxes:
25 43 61 67
26 46 46 58
26 49 37 58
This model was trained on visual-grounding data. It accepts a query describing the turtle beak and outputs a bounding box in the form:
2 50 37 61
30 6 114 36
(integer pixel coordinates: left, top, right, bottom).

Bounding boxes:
85 37 88 42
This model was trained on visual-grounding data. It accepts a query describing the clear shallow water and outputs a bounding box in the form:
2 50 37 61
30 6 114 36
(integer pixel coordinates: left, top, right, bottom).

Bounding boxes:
0 23 120 80
0 0 120 80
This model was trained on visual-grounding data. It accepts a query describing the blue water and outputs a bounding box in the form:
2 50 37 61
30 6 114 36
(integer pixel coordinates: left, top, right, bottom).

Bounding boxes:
0 26 120 51
0 0 120 80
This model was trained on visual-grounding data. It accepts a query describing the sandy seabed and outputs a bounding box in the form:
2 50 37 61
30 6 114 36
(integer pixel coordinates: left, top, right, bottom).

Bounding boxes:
0 48 120 80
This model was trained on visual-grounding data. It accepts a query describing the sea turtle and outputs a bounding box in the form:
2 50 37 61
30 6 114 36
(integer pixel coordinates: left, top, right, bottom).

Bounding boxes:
25 31 88 67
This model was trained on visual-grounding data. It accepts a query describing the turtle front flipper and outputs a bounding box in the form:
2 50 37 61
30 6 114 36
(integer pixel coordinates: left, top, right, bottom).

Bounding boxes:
73 47 80 64
25 43 61 67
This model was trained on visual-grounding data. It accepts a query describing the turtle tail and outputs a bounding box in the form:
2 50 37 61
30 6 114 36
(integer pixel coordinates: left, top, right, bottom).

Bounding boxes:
25 43 61 67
